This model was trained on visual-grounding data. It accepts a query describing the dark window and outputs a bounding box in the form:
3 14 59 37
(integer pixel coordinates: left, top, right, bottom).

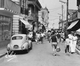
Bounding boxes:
12 36 23 40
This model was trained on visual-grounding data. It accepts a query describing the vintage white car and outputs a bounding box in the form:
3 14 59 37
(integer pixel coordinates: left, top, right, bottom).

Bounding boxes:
7 34 32 53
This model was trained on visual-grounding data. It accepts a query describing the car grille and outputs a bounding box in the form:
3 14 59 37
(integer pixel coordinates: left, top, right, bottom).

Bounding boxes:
13 45 19 49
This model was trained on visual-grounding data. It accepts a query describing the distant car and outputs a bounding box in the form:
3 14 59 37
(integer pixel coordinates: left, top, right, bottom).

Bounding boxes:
7 34 32 53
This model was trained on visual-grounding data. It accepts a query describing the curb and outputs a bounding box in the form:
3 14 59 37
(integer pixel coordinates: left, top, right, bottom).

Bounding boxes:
0 48 7 58
0 53 7 58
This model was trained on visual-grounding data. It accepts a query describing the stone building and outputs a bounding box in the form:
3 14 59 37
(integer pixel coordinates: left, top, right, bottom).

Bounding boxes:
0 0 20 41
38 7 49 32
12 0 42 34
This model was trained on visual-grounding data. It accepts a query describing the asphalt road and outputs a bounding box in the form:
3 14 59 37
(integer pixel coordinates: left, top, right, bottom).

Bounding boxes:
0 39 80 66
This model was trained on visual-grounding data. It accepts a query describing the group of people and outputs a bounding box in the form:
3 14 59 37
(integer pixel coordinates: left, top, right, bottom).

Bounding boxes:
47 29 78 56
27 29 78 56
65 31 78 54
47 30 61 56
27 30 45 44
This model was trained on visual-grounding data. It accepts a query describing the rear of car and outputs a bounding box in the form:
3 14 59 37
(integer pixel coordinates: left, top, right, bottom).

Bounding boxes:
7 34 29 52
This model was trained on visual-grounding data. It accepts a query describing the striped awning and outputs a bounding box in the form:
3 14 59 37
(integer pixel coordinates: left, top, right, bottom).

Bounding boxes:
20 19 32 30
67 20 78 30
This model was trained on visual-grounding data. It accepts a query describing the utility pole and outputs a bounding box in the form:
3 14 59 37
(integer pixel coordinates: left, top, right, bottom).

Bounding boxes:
62 5 64 32
65 0 69 38
59 0 69 38
66 0 69 28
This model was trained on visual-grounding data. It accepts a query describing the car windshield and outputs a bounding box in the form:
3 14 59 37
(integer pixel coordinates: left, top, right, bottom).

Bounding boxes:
12 36 23 40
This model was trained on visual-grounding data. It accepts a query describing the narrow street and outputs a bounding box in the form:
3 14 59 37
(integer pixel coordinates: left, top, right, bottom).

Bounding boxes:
0 39 80 66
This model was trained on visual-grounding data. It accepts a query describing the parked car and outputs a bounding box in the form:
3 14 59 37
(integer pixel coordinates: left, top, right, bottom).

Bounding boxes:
7 34 32 53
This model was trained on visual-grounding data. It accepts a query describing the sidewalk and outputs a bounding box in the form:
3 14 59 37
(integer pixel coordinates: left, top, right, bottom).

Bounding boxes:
0 40 10 49
0 40 10 58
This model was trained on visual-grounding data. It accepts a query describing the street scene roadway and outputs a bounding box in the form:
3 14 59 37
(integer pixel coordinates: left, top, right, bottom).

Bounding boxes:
0 39 80 66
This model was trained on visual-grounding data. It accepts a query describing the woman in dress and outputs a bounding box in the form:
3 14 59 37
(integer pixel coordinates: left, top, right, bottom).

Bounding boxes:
72 32 78 54
68 31 74 53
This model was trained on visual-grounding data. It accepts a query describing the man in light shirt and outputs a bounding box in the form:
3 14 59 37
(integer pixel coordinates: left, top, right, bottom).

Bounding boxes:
65 36 70 54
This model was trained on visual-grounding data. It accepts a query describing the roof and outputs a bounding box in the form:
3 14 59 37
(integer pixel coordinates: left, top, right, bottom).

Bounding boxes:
12 34 26 37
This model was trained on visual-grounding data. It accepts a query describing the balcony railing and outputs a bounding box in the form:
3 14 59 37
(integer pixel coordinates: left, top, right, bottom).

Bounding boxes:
0 0 20 14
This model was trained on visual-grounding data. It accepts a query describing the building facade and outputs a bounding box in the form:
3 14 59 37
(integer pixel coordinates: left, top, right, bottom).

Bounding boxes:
0 0 20 41
12 0 42 34
59 9 78 32
38 7 49 32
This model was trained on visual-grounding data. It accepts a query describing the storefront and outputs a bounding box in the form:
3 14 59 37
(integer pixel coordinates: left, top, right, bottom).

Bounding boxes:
67 20 80 31
0 15 12 41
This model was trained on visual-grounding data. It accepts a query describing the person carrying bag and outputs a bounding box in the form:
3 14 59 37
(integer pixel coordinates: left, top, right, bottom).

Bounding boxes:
51 32 61 56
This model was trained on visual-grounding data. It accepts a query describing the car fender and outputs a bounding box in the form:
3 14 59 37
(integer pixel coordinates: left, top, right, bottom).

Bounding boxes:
22 42 29 49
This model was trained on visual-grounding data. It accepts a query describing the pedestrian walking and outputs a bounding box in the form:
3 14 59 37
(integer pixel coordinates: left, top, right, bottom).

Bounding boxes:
40 32 45 44
65 36 70 54
56 32 61 44
68 32 73 54
27 31 33 41
50 32 59 56
71 32 78 54
47 30 51 43
68 31 78 54
35 31 41 44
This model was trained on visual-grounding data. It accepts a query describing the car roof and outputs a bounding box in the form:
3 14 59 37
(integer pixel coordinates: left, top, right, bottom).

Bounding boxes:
12 34 26 37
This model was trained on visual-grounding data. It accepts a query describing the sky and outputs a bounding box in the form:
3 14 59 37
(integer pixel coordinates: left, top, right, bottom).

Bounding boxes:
39 0 78 29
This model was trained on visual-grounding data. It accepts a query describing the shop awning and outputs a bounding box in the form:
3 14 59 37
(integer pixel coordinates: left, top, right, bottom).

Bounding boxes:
76 29 80 35
20 19 30 25
76 28 80 32
67 20 78 30
20 19 32 29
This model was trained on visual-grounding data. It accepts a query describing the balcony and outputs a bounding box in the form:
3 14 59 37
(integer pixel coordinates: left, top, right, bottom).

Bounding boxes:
0 0 20 16
27 14 37 21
